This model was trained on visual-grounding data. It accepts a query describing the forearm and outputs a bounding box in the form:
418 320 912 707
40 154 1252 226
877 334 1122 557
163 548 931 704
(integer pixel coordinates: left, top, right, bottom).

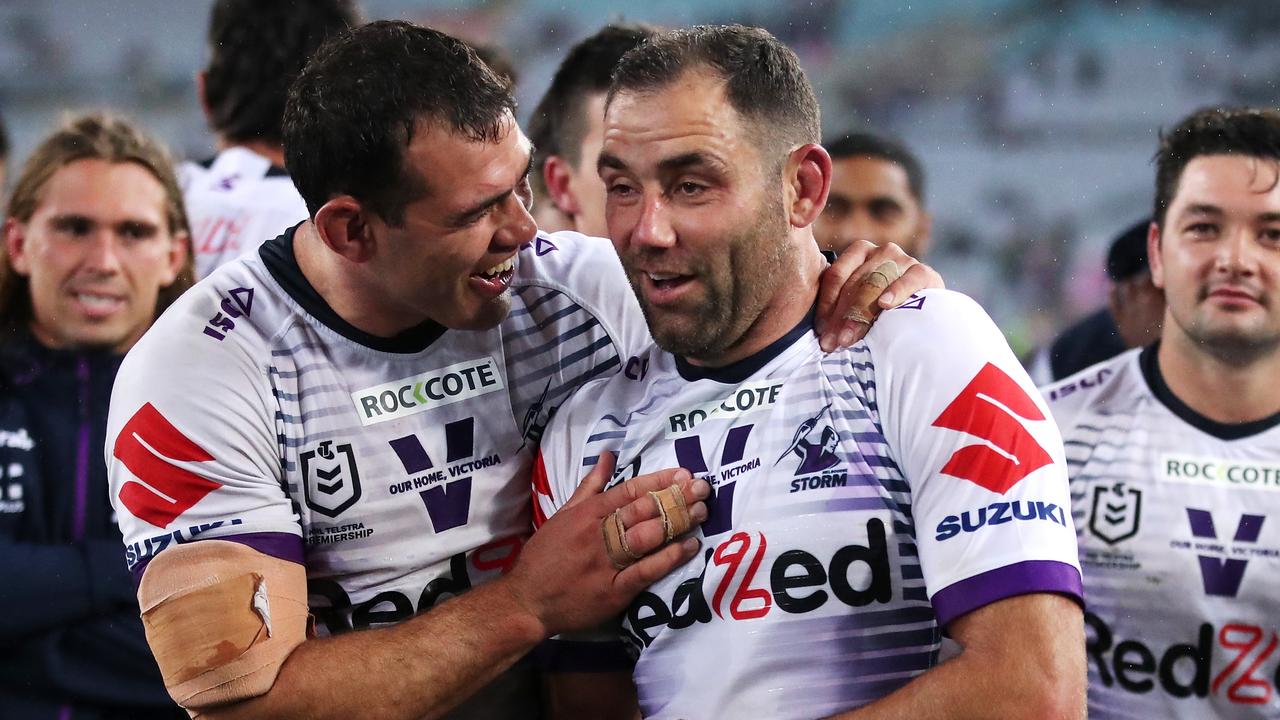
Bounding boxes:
203 576 546 720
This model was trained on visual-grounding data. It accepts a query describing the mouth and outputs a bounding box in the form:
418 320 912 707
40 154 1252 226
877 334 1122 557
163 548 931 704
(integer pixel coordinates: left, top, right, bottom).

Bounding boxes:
1207 286 1262 308
469 256 516 298
638 270 697 306
71 291 125 319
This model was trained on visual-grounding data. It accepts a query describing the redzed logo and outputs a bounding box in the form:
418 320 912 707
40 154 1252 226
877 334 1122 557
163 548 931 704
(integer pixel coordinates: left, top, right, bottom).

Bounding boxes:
114 403 219 528
932 363 1052 494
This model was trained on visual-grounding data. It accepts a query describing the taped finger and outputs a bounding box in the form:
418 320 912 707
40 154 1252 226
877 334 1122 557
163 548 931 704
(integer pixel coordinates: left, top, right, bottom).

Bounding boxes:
844 261 902 325
601 508 641 570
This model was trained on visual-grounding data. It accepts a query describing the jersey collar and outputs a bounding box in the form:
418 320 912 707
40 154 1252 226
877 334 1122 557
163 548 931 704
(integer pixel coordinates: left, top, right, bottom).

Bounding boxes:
260 224 449 354
674 305 815 384
1139 343 1280 440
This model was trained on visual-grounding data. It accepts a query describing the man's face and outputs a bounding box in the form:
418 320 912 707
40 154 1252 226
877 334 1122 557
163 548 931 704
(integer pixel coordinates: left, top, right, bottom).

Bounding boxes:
1151 154 1280 363
599 70 792 362
566 93 610 238
370 114 536 332
6 158 185 353
814 156 929 256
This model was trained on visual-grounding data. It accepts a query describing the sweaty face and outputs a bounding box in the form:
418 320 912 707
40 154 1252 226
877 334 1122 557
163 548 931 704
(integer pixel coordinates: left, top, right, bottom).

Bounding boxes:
1153 155 1280 364
373 115 536 332
814 156 928 256
600 70 792 362
7 159 185 353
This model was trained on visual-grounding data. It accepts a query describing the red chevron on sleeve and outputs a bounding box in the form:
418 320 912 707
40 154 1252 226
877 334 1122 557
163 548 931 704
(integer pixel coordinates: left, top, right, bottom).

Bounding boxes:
931 363 1052 494
114 403 220 528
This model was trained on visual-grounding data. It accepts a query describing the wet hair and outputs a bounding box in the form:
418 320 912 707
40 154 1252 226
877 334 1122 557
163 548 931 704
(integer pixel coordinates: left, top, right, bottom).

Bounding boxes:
203 0 359 145
825 132 926 202
609 24 820 167
0 113 195 330
529 23 653 171
1154 107 1280 226
283 20 516 224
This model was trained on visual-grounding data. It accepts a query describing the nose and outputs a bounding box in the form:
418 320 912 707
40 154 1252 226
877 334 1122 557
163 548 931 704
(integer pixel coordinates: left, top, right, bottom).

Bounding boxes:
83 230 124 275
1214 225 1260 277
495 191 537 250
629 194 676 251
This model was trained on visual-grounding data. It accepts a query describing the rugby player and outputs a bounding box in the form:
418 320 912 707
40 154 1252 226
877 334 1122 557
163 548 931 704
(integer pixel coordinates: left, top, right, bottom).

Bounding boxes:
535 25 1086 719
813 132 932 257
529 23 655 238
0 114 193 719
184 0 358 277
106 21 940 720
1049 107 1280 718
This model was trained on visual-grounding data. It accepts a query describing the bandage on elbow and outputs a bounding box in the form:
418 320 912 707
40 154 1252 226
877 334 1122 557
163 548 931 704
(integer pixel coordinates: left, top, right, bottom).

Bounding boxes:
137 539 309 711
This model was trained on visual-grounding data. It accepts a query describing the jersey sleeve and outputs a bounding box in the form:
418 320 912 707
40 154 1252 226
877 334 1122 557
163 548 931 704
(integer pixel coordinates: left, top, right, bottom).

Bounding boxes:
514 231 651 361
863 289 1083 627
106 289 301 581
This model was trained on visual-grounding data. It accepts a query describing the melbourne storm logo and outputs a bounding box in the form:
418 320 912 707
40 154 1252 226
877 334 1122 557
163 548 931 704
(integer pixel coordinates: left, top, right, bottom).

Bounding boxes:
777 403 846 493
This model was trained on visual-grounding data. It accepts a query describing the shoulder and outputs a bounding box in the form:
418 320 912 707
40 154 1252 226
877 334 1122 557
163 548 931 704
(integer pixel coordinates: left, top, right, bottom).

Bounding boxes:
510 230 627 294
1039 347 1143 433
862 289 1012 376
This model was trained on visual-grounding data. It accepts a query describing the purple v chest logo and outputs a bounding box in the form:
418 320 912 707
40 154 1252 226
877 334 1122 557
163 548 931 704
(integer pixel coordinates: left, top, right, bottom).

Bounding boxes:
1186 508 1266 597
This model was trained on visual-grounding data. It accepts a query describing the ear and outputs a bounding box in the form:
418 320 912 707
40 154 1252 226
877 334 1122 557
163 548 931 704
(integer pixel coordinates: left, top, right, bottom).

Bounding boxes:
543 155 581 217
5 218 31 276
160 230 189 286
314 196 376 263
916 210 934 256
786 143 832 229
196 71 212 121
1147 221 1165 289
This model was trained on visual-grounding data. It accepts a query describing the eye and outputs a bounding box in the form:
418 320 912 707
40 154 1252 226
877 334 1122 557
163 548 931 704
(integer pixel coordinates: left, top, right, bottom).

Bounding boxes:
607 181 638 198
1261 227 1280 244
1186 222 1218 239
675 181 706 198
120 222 157 241
54 217 92 237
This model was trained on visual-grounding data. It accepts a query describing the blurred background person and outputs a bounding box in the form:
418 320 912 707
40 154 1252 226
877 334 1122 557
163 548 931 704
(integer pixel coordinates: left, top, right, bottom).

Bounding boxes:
0 111 9 194
528 23 654 238
184 0 359 278
1028 219 1164 383
0 113 192 720
814 132 932 257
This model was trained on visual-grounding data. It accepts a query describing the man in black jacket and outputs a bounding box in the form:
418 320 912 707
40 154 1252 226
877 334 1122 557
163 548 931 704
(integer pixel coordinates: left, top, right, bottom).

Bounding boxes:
0 114 193 720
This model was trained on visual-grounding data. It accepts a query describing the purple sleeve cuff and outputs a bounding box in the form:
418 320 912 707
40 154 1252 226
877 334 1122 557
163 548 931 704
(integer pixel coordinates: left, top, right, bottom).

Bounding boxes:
130 531 304 587
931 559 1084 627
533 638 636 673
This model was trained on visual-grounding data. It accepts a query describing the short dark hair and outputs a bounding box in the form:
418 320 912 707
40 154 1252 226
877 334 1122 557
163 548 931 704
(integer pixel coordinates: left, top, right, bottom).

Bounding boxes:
1105 219 1152 282
470 41 519 90
203 0 359 146
1153 107 1280 226
609 25 820 167
825 132 926 202
283 21 516 224
529 23 653 171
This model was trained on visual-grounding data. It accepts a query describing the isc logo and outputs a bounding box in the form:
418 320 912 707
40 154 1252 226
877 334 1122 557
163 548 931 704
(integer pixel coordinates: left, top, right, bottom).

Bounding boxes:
624 519 893 647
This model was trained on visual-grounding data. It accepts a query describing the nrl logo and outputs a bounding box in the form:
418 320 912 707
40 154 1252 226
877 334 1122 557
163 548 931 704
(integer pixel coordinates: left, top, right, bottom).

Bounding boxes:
1089 482 1142 545
301 441 362 518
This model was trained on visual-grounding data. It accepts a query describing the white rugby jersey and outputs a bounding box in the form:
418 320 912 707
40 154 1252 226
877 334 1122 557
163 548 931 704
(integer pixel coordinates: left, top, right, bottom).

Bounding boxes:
106 227 648 718
1046 346 1280 719
179 147 310 278
535 289 1084 719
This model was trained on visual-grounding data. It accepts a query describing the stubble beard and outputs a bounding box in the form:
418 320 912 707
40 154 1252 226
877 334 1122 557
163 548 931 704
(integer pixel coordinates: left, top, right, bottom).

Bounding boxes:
636 192 792 363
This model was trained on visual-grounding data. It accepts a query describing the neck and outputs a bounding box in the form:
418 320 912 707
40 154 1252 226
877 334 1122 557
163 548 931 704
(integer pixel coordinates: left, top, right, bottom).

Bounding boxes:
293 221 424 338
218 138 286 168
1157 322 1280 424
686 240 825 368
